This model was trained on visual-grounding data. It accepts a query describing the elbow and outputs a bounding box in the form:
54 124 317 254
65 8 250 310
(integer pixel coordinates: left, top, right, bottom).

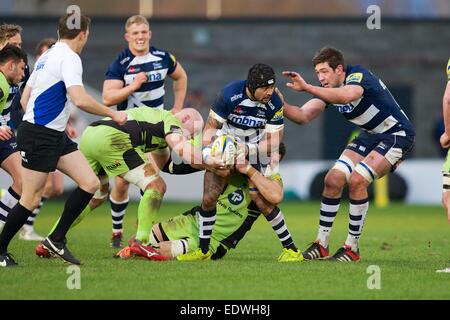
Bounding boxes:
102 95 114 107
266 190 283 206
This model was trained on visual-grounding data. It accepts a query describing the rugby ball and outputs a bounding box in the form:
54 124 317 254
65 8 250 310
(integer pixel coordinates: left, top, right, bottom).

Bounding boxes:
211 135 237 166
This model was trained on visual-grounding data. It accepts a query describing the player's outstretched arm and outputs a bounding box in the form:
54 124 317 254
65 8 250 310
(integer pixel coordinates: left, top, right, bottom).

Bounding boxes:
282 70 363 105
440 82 450 149
67 85 127 125
284 98 326 125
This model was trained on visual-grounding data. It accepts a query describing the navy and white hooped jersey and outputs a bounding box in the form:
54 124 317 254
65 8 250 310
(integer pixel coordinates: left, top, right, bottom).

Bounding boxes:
105 46 177 110
209 80 284 144
323 65 415 137
0 64 29 127
23 42 83 132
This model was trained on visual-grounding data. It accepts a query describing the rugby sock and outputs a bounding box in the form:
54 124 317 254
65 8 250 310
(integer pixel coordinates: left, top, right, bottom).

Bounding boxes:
48 204 93 235
136 189 162 244
0 203 31 254
110 195 129 234
198 207 216 254
265 206 297 251
344 198 369 252
49 187 94 243
317 197 341 248
0 187 21 223
24 197 46 227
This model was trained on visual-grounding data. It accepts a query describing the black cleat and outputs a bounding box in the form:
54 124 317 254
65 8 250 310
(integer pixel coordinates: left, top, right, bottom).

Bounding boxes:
111 232 123 249
330 245 360 262
302 241 330 260
41 237 80 265
0 252 18 267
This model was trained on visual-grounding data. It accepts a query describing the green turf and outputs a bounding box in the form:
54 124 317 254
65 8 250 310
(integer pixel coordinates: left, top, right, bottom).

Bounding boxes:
0 201 449 300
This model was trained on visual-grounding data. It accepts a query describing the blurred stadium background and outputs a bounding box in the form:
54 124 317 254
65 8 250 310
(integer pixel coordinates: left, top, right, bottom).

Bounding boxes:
1 0 450 204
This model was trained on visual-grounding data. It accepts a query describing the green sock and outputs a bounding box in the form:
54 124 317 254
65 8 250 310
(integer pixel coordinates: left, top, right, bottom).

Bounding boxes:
48 205 93 235
136 189 162 244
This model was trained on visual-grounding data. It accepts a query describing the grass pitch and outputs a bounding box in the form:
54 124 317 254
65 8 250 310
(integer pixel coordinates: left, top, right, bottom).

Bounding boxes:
0 201 449 300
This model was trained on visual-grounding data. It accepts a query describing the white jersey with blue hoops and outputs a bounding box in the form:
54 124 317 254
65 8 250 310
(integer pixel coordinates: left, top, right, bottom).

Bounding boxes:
105 46 177 110
322 65 415 138
23 42 83 132
209 80 284 144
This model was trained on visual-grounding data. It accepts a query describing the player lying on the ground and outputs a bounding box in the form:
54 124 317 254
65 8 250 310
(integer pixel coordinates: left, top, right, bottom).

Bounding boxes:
117 142 303 262
36 107 223 258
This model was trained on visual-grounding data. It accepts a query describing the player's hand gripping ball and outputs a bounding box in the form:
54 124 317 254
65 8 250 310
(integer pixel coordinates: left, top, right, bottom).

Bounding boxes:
211 135 237 168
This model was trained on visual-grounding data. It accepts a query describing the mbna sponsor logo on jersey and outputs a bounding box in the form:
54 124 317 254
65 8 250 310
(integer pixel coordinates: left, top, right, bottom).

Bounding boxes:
228 189 244 205
147 72 163 82
229 115 265 127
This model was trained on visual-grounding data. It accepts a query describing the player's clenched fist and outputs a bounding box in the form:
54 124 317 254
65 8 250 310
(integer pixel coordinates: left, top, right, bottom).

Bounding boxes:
111 111 128 125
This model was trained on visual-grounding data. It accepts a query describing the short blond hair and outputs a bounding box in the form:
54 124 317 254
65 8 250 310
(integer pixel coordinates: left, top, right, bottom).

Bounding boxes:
125 15 149 31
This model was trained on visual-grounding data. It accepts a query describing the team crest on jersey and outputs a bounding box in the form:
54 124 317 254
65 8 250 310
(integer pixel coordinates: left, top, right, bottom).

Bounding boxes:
228 189 244 205
346 72 363 84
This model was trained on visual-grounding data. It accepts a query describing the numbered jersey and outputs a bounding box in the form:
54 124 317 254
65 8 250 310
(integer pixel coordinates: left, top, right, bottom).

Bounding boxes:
209 80 283 144
105 46 178 110
322 65 415 137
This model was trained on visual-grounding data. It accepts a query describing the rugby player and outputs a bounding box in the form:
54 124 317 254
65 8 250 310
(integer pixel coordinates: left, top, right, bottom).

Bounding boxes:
102 15 187 248
178 63 302 262
0 13 127 267
282 47 415 262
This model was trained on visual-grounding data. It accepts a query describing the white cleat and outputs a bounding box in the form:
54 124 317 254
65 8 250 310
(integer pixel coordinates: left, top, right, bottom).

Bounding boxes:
436 267 450 273
0 221 4 234
19 226 45 241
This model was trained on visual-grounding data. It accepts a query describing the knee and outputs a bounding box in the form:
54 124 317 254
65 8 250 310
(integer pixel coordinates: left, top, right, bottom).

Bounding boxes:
82 176 101 194
146 177 166 195
114 178 130 194
348 172 369 191
324 170 346 191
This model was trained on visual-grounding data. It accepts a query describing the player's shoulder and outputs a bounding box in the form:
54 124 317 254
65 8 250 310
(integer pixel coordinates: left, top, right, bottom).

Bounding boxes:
345 64 377 87
221 80 246 100
114 47 134 66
